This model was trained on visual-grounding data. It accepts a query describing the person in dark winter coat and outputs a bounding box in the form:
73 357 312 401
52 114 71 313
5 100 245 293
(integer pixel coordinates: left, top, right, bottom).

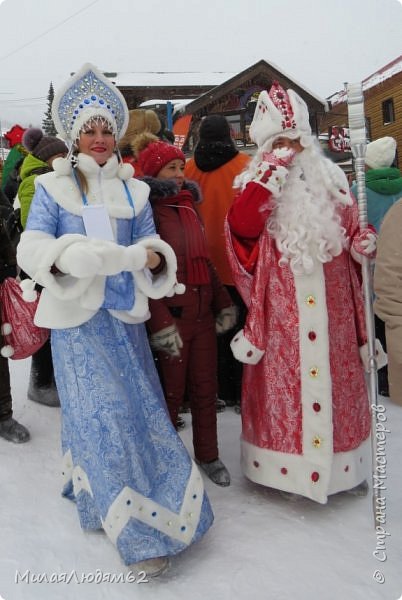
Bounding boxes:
18 128 68 407
2 153 25 205
0 189 30 443
134 132 237 487
351 136 402 397
184 115 250 408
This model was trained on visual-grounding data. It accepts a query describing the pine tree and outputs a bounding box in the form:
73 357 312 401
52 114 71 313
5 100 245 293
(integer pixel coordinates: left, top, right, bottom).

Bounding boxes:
42 82 57 135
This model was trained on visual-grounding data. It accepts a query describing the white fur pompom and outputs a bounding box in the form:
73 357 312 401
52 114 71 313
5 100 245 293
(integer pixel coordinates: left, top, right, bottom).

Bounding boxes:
174 282 186 295
117 162 134 180
20 279 38 302
165 282 186 298
1 323 12 335
52 156 73 176
1 345 14 358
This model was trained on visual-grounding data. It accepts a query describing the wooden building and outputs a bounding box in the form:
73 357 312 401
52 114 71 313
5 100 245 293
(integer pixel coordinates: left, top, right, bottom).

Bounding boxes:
178 60 326 151
112 60 327 152
319 55 402 168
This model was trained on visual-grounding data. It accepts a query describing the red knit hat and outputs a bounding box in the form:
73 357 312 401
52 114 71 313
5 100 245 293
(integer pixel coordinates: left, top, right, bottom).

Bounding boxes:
138 140 185 177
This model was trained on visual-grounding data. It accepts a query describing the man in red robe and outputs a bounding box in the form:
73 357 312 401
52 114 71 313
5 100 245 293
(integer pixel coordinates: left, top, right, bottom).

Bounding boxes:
225 82 383 503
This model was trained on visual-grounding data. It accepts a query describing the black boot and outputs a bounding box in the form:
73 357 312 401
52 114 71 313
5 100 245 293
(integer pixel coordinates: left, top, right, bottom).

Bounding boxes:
28 340 60 407
28 373 60 407
196 458 231 487
0 417 30 443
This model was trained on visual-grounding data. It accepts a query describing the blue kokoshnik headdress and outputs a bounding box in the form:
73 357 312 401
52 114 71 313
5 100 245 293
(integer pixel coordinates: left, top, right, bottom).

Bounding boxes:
52 63 129 144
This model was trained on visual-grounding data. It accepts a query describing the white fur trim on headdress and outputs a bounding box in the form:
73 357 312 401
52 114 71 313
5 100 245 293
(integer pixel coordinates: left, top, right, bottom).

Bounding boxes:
52 63 129 143
70 108 117 142
249 83 313 151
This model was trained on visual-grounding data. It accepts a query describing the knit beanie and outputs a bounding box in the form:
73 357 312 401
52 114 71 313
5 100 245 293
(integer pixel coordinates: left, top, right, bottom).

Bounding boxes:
22 128 68 163
133 133 185 177
199 114 233 143
365 137 396 169
194 114 238 172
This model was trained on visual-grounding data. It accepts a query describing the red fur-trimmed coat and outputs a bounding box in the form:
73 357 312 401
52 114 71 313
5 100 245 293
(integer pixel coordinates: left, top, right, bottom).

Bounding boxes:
226 181 371 503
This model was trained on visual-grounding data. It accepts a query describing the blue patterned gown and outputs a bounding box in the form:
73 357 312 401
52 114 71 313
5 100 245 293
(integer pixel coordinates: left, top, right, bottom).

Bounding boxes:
25 184 214 565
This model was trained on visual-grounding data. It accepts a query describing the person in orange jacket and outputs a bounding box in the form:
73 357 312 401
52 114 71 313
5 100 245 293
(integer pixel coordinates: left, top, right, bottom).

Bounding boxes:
185 115 250 408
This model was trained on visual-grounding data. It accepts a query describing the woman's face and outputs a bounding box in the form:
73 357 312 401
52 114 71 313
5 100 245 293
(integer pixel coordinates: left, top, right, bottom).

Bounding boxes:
77 119 115 165
157 159 185 189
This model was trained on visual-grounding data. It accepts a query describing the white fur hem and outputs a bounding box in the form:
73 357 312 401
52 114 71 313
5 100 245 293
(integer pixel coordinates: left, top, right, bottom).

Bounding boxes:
230 329 264 364
241 437 371 504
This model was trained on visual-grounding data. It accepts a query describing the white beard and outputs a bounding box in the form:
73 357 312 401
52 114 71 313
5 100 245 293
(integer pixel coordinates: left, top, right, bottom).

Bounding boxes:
267 145 348 275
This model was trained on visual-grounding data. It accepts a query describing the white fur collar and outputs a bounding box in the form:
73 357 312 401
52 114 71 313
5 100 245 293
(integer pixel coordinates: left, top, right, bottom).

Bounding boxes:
36 156 149 218
75 153 120 179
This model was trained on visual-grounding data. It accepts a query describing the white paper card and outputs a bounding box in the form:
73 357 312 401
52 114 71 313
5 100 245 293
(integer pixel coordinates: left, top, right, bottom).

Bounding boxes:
82 205 114 241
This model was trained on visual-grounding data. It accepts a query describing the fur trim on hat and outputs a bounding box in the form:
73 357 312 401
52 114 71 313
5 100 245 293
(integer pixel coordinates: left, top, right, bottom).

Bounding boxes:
134 133 186 177
131 132 160 158
249 82 313 151
142 176 201 204
118 109 161 154
365 137 396 169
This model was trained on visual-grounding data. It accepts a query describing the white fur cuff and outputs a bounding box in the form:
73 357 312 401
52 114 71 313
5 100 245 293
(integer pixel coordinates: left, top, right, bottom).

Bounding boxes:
230 329 264 365
132 237 180 300
359 339 388 373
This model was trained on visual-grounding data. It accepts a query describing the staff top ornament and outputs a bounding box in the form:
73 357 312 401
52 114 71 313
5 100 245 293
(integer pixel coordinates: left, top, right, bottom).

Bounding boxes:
51 63 129 143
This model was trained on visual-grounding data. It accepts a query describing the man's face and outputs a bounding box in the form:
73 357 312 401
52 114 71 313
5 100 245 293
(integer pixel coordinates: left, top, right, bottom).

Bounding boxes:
272 137 303 154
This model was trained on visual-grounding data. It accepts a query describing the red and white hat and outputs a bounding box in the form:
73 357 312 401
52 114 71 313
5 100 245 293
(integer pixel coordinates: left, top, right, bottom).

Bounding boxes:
249 81 313 151
137 140 185 177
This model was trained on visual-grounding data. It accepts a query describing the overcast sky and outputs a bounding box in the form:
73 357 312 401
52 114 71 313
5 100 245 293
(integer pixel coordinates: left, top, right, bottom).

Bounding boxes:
0 0 401 130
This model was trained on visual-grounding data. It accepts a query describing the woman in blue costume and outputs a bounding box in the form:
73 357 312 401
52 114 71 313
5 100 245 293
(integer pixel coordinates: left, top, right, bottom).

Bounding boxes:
17 63 213 577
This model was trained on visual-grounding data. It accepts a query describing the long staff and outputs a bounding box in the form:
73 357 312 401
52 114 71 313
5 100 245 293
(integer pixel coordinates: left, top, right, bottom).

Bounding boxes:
345 82 382 528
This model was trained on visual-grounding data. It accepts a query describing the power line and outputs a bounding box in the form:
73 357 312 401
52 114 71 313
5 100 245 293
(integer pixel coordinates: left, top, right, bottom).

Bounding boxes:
0 0 100 62
0 96 46 103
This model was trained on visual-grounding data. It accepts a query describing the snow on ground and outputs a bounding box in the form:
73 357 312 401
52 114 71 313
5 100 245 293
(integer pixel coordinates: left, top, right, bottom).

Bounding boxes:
1 357 401 600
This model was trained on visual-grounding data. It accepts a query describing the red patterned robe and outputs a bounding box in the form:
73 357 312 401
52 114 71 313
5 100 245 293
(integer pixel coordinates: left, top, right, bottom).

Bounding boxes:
226 181 371 503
